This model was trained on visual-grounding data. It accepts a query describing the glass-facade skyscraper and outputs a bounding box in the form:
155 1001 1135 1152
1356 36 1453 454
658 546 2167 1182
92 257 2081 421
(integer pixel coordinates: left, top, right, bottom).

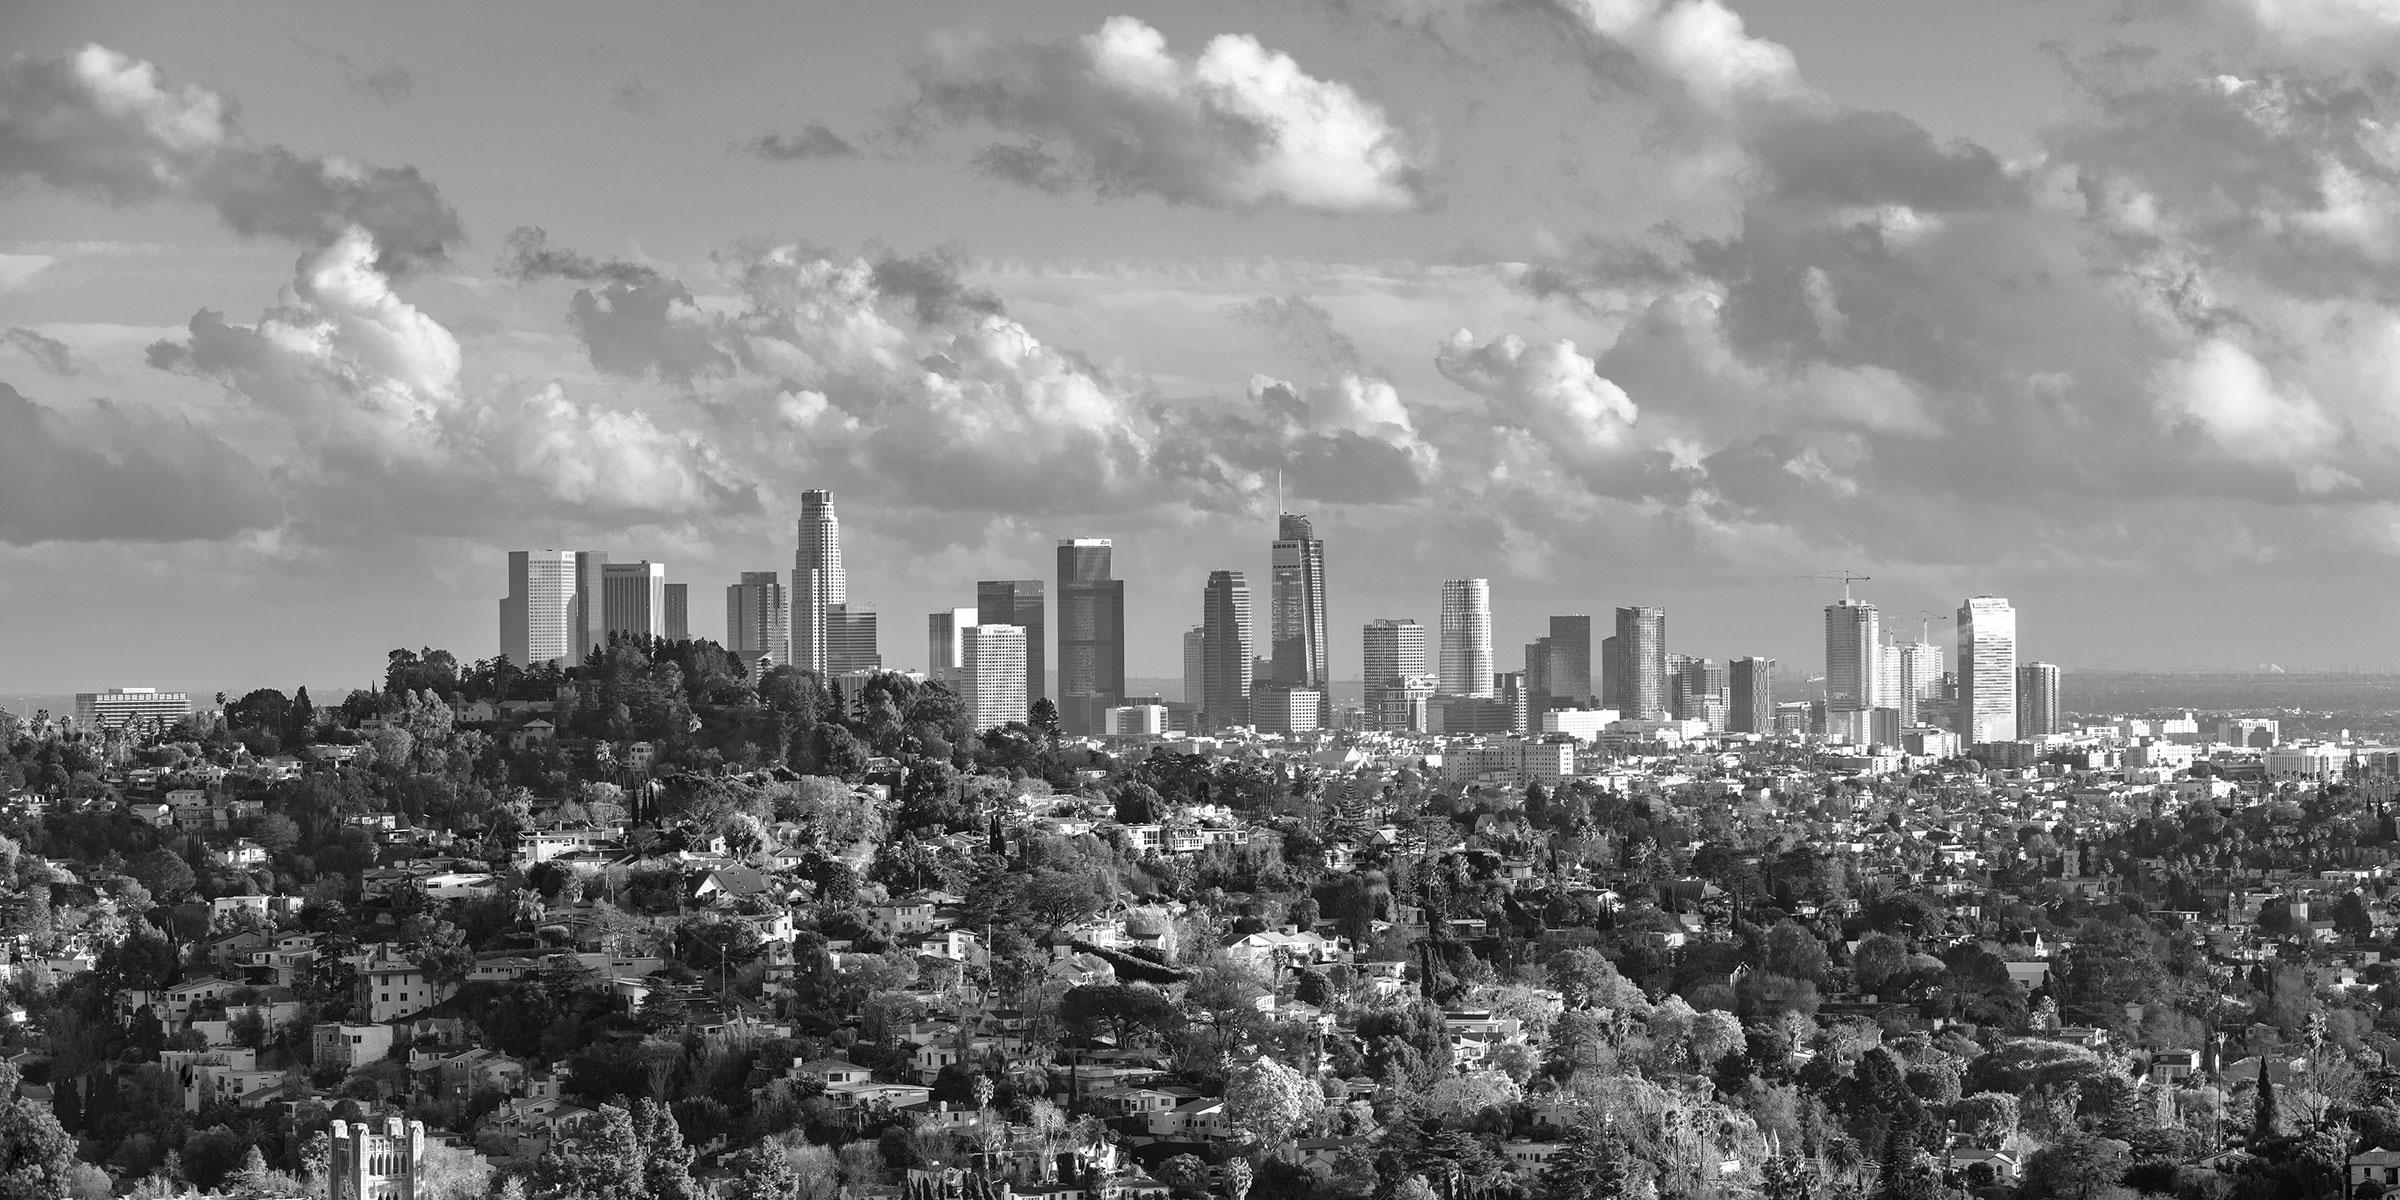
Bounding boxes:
1730 656 1775 734
2018 661 2060 738
1201 570 1253 731
1438 579 1493 697
1056 538 1125 736
978 580 1045 710
1957 595 2018 744
1363 617 1430 731
792 490 844 676
1613 606 1666 719
727 571 791 668
1824 598 1880 713
1270 514 1330 724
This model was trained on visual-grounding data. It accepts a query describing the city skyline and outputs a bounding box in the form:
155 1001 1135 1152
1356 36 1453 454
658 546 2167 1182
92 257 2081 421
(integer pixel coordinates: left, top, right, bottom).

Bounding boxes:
11 5 2400 691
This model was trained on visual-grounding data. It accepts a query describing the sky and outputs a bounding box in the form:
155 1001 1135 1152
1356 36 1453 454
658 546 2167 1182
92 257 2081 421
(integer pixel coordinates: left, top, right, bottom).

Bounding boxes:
5 0 2400 696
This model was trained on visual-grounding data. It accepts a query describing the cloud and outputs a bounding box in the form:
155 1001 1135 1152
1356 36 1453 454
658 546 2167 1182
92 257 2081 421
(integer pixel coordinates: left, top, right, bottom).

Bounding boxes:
1231 294 1366 369
146 228 753 533
2 328 76 375
0 254 57 290
612 77 658 115
494 225 660 286
0 45 462 273
0 382 279 544
909 16 1435 213
740 123 860 161
298 41 414 105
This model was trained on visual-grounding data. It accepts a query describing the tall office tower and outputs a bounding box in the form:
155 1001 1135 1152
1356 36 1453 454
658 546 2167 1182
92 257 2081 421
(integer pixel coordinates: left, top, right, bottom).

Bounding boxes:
1824 598 1880 713
1438 579 1494 697
1183 625 1208 710
1057 539 1127 736
927 607 979 683
1363 618 1430 731
727 572 792 667
1901 640 1944 699
1495 671 1529 732
960 624 1028 734
826 606 881 674
1533 615 1593 710
663 584 688 640
1876 639 1903 715
2018 661 2061 737
1957 595 2019 743
1201 570 1254 731
573 550 609 662
1730 657 1776 734
1600 635 1625 709
1614 607 1667 719
501 549 578 667
1895 638 1942 726
792 490 845 675
602 561 669 640
1270 515 1331 720
1672 657 1727 726
978 580 1045 707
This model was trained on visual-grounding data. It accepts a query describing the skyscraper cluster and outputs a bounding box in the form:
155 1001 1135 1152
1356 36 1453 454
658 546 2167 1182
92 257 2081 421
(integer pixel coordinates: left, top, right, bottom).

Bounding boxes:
500 493 2056 749
501 549 686 667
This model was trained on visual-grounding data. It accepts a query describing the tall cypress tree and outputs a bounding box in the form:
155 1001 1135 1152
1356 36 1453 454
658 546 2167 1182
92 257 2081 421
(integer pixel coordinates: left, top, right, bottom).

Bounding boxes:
634 1099 702 1200
2254 1062 2280 1141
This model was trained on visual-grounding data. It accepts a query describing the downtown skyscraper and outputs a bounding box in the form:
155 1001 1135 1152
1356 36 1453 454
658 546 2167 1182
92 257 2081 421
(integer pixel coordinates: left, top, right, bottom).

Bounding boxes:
1200 571 1253 731
602 561 668 640
1958 595 2019 744
726 572 791 668
1824 597 1881 714
1438 579 1493 697
1363 617 1432 732
1269 514 1330 724
501 550 578 668
1525 615 1593 712
792 490 844 676
791 491 878 676
978 579 1044 711
1730 657 1776 734
1056 538 1126 736
2018 661 2061 738
1613 606 1666 720
926 607 978 684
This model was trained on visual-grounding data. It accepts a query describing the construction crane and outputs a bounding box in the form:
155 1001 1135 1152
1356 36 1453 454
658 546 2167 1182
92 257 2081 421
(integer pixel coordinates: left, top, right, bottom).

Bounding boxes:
1801 569 1872 604
1894 610 1951 644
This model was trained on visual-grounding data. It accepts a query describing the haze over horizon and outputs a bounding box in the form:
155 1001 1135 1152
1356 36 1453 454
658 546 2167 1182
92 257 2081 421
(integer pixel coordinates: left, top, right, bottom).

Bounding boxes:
9 1 2400 693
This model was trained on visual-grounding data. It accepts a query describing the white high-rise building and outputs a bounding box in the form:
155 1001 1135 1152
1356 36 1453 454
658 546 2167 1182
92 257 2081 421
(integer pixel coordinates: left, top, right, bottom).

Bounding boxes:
1438 579 1493 697
793 490 844 675
726 572 791 668
1824 599 1879 713
927 607 979 683
961 624 1028 734
501 549 579 667
1893 638 1942 726
1957 596 2018 744
75 687 190 732
602 561 668 640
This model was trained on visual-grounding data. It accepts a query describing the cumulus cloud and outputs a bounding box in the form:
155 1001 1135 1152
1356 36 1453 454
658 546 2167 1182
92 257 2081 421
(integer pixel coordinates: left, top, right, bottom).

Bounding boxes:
0 45 464 272
909 16 1434 213
0 382 279 544
2 327 76 374
147 228 752 532
741 123 861 161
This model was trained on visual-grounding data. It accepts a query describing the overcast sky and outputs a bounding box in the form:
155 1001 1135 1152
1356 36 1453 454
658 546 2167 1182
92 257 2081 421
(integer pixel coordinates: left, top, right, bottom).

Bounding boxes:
6 0 2400 695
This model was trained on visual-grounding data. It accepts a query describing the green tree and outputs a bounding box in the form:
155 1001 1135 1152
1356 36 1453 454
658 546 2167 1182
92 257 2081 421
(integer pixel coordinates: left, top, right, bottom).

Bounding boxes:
536 1103 644 1200
0 1063 80 1200
725 1145 800 1200
633 1100 701 1200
